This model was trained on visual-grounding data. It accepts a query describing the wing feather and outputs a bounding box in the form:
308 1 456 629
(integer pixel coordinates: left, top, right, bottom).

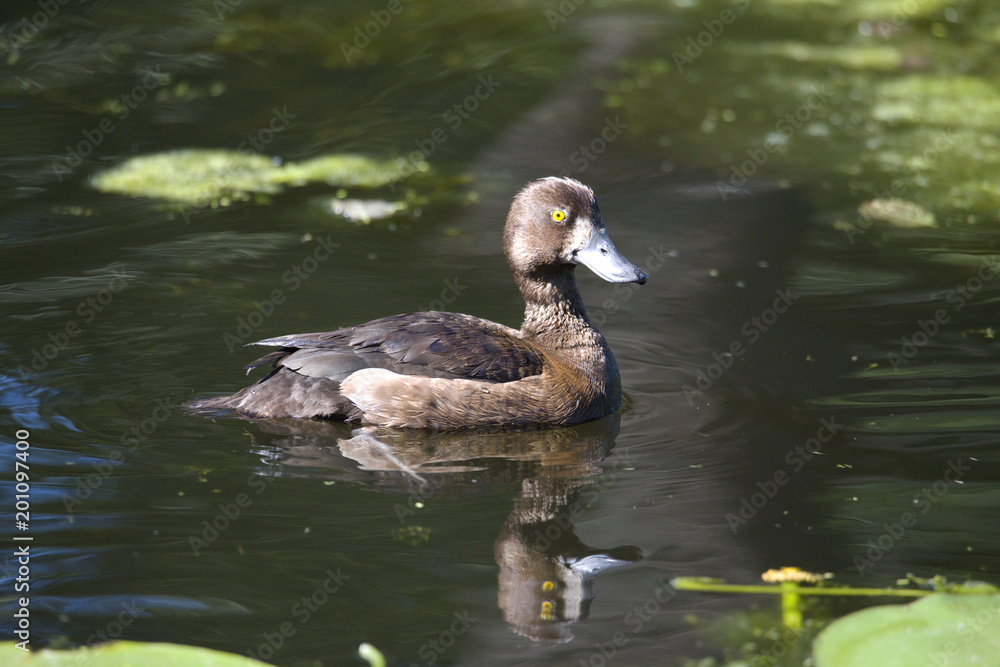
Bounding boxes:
249 312 544 383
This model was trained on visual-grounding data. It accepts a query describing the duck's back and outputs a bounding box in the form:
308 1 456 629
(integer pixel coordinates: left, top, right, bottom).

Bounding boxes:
189 312 549 423
265 312 544 382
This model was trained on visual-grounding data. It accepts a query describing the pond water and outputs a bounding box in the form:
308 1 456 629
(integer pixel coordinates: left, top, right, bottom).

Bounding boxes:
2 0 1000 665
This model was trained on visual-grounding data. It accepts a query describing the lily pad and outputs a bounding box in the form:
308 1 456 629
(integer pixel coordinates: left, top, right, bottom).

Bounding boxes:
2 640 271 666
813 593 1000 667
91 149 423 208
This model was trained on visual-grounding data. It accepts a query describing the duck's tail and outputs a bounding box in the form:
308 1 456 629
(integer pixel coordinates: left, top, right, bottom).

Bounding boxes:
185 369 358 421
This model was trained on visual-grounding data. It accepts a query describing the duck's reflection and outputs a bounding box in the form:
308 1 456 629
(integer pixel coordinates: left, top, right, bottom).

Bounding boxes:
243 414 640 642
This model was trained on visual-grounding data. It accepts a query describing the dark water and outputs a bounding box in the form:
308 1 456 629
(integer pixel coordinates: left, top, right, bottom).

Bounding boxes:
2 1 1000 665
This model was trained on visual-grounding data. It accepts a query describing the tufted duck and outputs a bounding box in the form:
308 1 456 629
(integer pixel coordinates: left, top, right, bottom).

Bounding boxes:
188 177 647 428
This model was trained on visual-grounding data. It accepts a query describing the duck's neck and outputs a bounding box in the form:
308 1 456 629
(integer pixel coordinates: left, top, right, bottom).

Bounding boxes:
516 269 604 352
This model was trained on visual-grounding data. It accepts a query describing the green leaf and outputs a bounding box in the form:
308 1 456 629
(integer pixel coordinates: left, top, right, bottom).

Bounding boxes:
813 593 1000 667
2 640 272 666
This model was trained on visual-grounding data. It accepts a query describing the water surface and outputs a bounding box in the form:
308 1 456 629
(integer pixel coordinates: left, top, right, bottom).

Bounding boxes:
2 1 1000 665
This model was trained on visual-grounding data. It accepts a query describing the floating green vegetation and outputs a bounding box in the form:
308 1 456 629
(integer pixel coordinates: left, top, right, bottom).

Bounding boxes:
91 149 426 212
674 568 931 630
392 525 431 546
604 0 1000 223
872 76 1000 129
3 640 272 666
731 41 904 71
814 591 1000 667
758 0 955 23
673 570 1000 667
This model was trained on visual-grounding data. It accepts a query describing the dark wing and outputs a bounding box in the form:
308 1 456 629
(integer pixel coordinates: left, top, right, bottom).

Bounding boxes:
249 311 545 383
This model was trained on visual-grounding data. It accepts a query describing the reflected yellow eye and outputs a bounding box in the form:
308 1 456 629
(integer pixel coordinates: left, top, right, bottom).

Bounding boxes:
551 210 566 222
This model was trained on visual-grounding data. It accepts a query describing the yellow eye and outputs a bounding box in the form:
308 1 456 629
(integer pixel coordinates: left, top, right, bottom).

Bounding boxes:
551 210 566 222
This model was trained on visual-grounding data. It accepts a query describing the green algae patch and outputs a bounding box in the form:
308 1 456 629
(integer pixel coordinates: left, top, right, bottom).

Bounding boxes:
91 149 421 209
601 0 1000 224
92 150 280 205
872 76 1000 128
759 0 955 23
732 41 904 71
279 154 423 189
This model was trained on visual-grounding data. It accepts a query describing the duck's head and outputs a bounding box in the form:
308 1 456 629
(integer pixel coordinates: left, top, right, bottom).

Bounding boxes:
503 177 648 287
